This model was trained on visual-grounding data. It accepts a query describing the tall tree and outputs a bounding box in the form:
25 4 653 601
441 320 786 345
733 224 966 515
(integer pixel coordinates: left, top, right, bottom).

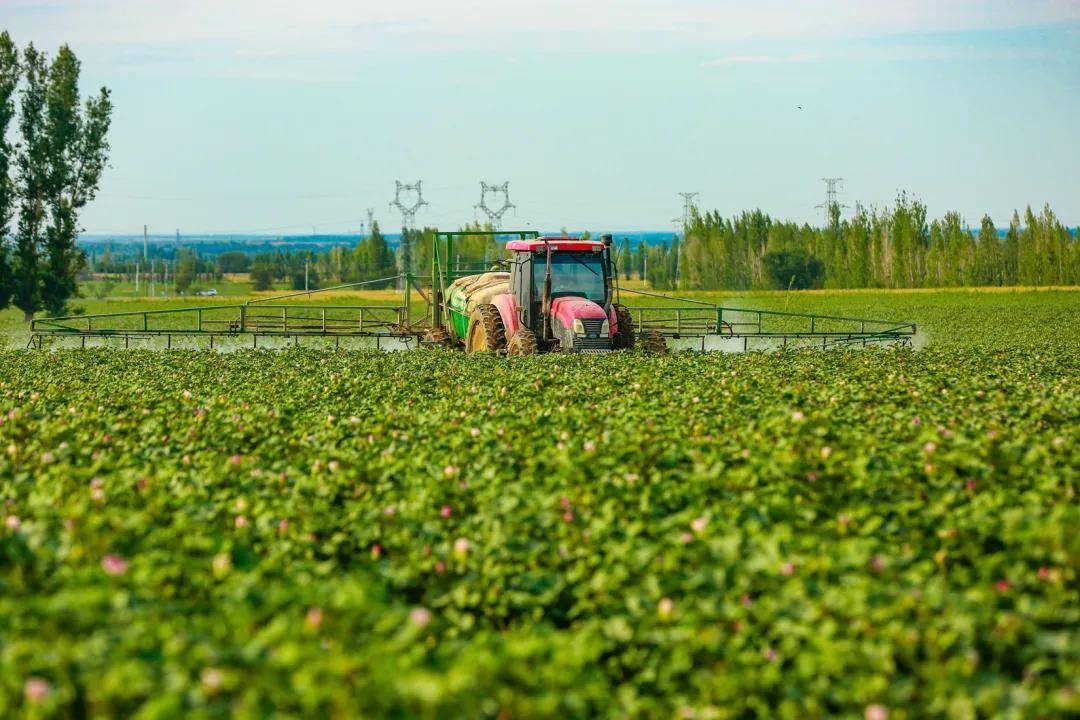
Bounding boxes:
12 44 48 321
0 32 17 310
39 45 112 316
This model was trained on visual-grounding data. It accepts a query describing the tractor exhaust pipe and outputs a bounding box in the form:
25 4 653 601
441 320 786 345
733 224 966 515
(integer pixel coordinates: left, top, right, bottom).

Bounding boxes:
541 238 553 343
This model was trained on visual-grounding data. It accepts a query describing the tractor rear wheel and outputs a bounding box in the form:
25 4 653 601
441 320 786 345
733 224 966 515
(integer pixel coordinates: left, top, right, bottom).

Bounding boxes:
642 329 668 354
466 304 506 354
612 304 635 350
506 328 538 356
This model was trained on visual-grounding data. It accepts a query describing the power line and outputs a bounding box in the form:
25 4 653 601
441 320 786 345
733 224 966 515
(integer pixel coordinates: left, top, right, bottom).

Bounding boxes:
475 181 516 230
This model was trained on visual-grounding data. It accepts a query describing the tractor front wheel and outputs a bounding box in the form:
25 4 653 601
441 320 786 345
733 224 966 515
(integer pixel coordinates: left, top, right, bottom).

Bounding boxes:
642 329 668 354
612 304 635 350
466 305 506 354
506 328 538 356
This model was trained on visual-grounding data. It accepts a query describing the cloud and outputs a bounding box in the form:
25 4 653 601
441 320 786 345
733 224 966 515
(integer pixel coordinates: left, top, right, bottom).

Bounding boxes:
703 53 817 67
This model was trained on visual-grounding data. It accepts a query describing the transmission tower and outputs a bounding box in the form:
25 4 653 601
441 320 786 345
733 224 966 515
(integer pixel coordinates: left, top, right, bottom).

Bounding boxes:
389 181 428 288
673 192 699 234
365 208 375 237
475 181 516 230
815 177 849 225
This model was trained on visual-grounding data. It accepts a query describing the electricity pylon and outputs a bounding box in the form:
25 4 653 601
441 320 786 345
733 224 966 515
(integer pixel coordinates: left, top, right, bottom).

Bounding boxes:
475 181 515 230
389 181 428 288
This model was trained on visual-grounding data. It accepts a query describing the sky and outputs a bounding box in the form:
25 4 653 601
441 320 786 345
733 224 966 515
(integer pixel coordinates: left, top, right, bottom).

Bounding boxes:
3 0 1079 235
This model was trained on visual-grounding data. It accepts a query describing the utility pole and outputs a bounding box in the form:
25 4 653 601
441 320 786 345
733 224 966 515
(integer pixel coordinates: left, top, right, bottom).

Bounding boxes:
389 181 428 289
150 258 156 297
143 224 148 263
135 261 140 294
304 257 309 292
475 181 516 230
815 178 849 226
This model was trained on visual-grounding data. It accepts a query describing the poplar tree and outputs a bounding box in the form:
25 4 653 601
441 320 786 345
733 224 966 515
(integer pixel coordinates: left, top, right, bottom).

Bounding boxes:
0 32 17 310
6 40 111 320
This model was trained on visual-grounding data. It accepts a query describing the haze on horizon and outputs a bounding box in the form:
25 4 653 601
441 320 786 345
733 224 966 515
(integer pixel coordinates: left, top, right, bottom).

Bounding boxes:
3 0 1079 235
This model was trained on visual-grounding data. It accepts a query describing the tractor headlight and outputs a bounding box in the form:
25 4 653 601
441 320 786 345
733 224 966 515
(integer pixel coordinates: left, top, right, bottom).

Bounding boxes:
572 319 585 335
601 319 610 335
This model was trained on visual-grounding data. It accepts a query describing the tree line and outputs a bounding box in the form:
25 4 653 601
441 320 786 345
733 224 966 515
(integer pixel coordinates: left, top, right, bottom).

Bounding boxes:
0 33 112 320
632 196 1078 291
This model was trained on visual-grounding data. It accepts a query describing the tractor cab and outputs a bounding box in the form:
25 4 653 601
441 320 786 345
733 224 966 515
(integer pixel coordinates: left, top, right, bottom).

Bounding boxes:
506 237 612 333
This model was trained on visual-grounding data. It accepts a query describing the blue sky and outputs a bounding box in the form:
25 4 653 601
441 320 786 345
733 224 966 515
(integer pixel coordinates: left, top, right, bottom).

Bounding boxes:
3 0 1079 234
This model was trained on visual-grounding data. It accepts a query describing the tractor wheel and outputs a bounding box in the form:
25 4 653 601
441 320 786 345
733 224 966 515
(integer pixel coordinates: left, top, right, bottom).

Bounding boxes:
642 329 668 354
422 327 451 348
466 304 506 354
612 304 635 350
506 328 539 356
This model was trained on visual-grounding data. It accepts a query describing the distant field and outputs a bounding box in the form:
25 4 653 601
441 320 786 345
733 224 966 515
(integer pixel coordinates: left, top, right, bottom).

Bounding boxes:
3 287 1078 350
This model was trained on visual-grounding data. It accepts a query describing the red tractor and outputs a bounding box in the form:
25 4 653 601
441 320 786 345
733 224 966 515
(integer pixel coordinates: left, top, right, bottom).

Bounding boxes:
429 232 664 355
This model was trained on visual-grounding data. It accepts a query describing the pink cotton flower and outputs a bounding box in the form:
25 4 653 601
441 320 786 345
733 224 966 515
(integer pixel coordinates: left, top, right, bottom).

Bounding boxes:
792 411 805 421
371 544 383 559
690 517 707 534
101 554 128 576
780 562 796 577
435 560 446 574
5 514 20 530
24 677 50 703
679 532 693 544
229 454 242 467
563 511 574 523
911 416 921 426
306 606 323 629
995 579 1011 593
409 607 432 628
865 704 888 720
443 465 458 477
871 555 887 572
234 515 247 529
583 440 596 452
440 505 452 519
560 496 571 510
740 593 753 608
763 647 778 662
453 538 470 557
277 519 289 533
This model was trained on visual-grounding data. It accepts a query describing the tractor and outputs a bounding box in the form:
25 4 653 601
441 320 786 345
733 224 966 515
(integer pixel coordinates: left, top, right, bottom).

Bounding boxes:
427 233 662 355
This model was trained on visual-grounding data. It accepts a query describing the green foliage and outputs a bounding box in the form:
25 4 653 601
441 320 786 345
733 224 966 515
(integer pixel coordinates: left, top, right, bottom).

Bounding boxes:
0 32 17 311
173 248 202 293
679 196 1079 291
215 251 251 274
349 220 396 286
762 249 825 290
249 260 273 292
1 292 1077 717
3 38 111 320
